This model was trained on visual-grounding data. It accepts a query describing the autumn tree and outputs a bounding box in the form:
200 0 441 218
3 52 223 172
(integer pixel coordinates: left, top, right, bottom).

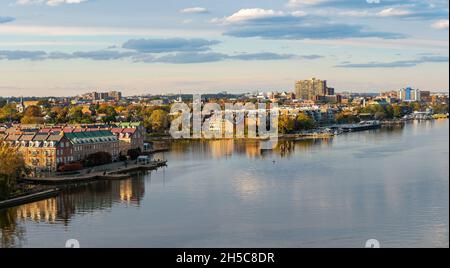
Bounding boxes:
335 112 359 124
0 146 26 200
295 113 315 130
0 105 19 122
278 113 295 134
146 109 169 133
20 105 44 124
96 105 117 123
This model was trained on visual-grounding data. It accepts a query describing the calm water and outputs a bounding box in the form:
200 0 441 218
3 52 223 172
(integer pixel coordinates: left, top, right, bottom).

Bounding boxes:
1 120 448 248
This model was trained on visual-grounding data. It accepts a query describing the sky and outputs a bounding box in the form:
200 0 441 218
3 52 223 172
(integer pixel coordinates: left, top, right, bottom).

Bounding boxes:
0 0 448 96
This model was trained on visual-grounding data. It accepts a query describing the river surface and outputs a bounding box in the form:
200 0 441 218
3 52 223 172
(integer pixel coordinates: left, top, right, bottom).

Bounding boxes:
1 120 448 248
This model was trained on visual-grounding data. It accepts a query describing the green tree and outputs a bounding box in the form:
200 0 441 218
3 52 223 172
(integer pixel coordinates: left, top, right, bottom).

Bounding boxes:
295 113 315 130
68 106 84 123
393 105 403 118
96 105 117 123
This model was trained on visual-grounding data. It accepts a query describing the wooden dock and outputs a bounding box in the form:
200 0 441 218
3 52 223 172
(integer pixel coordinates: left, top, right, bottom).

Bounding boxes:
0 188 61 209
22 160 168 185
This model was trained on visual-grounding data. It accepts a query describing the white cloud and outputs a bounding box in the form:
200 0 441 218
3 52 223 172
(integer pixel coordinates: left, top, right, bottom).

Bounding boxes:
339 10 372 17
16 0 87 6
366 0 380 4
291 11 307 17
180 7 209 14
287 0 328 8
431 19 449 30
214 8 285 24
377 8 412 17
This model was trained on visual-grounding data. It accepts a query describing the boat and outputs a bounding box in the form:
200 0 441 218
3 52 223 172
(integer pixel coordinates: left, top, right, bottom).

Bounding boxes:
340 121 381 132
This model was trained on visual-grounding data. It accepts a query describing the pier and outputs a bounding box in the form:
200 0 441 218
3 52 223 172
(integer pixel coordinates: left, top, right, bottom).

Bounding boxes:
0 188 61 209
22 160 167 185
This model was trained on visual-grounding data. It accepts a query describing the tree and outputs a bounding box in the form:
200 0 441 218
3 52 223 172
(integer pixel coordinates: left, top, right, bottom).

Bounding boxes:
96 105 117 123
127 148 142 160
49 106 69 123
393 105 403 118
68 106 84 123
0 105 19 122
432 103 449 114
23 105 42 117
84 152 112 167
374 111 386 120
20 105 44 124
295 113 315 130
0 146 26 200
147 109 169 133
278 114 295 134
335 112 359 124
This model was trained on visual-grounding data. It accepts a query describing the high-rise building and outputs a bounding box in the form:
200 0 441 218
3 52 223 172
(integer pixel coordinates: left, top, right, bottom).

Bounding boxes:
294 78 329 100
81 91 122 101
108 91 122 101
399 87 421 102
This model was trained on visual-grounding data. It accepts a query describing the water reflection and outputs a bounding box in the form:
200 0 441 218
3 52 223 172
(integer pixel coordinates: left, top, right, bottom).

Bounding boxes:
170 138 333 159
0 174 146 248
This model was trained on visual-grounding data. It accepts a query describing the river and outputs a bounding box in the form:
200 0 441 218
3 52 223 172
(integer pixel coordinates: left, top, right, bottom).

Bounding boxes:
1 120 448 248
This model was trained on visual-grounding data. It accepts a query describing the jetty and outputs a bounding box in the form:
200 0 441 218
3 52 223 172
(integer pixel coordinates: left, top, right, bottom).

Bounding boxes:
0 188 61 209
22 160 168 185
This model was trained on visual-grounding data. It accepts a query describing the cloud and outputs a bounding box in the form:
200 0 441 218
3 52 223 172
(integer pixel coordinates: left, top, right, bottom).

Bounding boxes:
138 52 322 64
69 50 135 60
0 49 323 64
287 0 328 7
0 17 15 24
431 19 449 30
377 7 412 17
15 0 87 6
335 55 449 68
216 8 286 24
0 50 134 61
229 52 299 61
0 50 47 60
217 8 405 40
150 52 227 64
180 7 209 14
122 38 220 53
224 23 405 40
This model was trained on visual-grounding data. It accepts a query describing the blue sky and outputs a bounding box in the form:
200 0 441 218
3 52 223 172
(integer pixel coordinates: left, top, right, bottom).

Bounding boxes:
0 0 448 96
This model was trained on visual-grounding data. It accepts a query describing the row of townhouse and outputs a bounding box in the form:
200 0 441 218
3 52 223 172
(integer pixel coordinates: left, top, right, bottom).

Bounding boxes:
4 122 145 156
0 130 119 172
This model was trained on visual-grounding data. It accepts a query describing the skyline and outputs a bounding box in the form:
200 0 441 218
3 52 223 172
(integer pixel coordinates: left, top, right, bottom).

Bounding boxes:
0 0 449 96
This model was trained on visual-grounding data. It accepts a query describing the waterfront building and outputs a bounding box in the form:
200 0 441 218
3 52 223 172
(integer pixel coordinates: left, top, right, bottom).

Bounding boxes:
1 131 73 172
65 130 120 162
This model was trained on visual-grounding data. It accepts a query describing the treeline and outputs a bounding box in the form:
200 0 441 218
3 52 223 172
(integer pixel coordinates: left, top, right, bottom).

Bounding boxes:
0 101 172 134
